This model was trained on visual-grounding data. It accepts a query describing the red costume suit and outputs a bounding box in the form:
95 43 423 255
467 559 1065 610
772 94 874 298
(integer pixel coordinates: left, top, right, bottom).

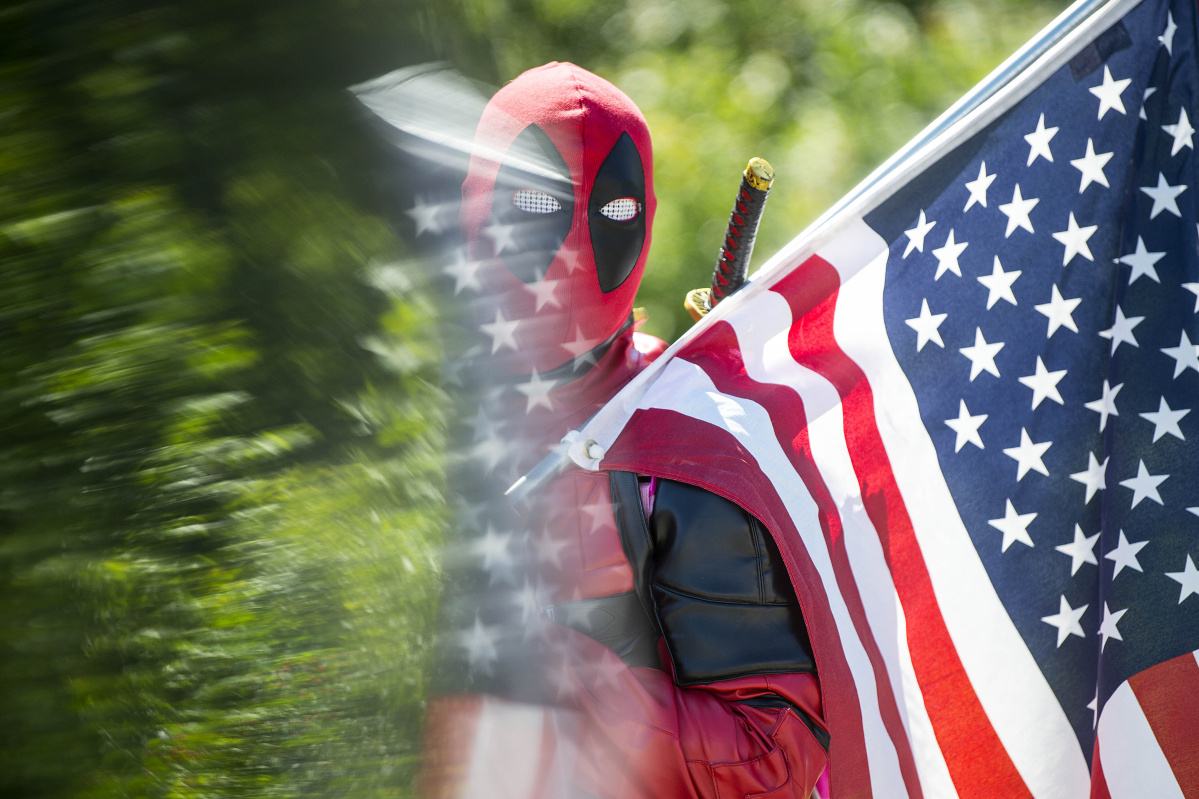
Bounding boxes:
423 62 828 799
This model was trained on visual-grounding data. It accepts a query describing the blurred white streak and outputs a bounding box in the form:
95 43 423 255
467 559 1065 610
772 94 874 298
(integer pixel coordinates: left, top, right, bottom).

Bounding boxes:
351 63 576 185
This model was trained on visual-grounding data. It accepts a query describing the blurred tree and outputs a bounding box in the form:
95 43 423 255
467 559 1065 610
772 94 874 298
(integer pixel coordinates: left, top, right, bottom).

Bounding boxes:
0 1 482 796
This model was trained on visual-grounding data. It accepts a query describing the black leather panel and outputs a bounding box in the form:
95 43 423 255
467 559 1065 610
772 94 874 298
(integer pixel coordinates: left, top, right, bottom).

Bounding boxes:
650 481 793 604
606 473 818 686
548 591 661 669
653 587 816 685
647 479 817 686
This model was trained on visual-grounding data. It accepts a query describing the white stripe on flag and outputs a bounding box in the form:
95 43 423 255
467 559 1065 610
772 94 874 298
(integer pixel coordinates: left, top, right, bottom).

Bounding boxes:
825 220 1091 799
727 292 959 799
463 698 550 799
1097 681 1185 799
634 357 911 798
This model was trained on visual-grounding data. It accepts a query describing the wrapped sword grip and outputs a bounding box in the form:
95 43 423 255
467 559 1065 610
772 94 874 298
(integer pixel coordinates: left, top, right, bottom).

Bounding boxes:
709 157 774 306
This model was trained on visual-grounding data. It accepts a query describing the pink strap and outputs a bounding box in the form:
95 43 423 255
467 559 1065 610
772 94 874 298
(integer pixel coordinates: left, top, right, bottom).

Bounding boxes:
639 476 657 523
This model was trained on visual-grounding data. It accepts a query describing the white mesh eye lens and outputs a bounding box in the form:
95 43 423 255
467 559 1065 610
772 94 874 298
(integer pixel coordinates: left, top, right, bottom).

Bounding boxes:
599 197 640 221
512 189 562 214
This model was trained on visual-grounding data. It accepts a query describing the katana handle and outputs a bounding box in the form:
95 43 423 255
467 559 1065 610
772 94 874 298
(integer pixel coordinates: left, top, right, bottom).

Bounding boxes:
685 157 775 321
712 157 774 303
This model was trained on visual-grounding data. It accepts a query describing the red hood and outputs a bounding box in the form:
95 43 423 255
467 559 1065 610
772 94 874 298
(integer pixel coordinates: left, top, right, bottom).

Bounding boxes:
462 62 656 377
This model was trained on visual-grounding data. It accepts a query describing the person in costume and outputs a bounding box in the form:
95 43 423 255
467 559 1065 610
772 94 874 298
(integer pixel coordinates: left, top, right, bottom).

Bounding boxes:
423 61 828 799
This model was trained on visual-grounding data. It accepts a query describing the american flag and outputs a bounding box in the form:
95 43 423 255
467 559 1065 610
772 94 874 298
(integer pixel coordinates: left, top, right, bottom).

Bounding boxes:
564 0 1199 795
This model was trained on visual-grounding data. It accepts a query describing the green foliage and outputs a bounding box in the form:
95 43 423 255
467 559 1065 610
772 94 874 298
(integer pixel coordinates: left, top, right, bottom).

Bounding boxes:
0 1 468 796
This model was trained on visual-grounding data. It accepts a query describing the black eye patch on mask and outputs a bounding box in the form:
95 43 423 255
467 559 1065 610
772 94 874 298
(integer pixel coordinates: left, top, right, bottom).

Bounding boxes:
588 132 646 294
491 125 574 284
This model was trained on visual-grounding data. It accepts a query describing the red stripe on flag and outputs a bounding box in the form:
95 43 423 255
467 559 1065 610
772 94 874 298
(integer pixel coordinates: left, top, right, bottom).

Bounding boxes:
772 256 1032 797
1090 737 1112 799
604 409 875 798
1127 651 1199 797
685 321 924 799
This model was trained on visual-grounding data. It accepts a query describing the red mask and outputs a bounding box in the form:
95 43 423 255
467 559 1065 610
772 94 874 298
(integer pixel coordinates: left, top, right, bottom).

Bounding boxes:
462 62 656 377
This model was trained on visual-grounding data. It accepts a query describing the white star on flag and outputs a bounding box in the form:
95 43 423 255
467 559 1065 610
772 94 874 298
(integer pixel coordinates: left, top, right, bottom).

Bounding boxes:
454 496 488 533
1141 172 1187 218
460 617 499 674
1161 330 1199 377
988 498 1037 551
1003 427 1052 480
560 326 607 371
1118 460 1168 508
1069 452 1108 503
1162 106 1195 156
406 197 444 236
529 277 563 311
931 229 968 279
1041 595 1088 647
1106 530 1149 578
905 299 947 351
1166 555 1199 603
945 399 987 452
1139 396 1188 442
1018 356 1067 409
557 246 586 274
1140 86 1157 120
1024 113 1058 164
444 250 484 294
1034 284 1081 337
1056 524 1100 575
960 327 1004 380
964 162 995 211
1099 305 1143 354
579 652 629 693
1160 10 1178 53
1098 603 1128 651
1088 66 1131 119
480 308 521 353
1084 379 1122 431
999 183 1038 236
471 424 507 472
1118 236 1165 285
535 528 569 569
515 370 557 412
1052 212 1098 264
513 580 541 625
1183 281 1199 311
475 524 514 568
1070 138 1113 192
471 405 498 443
486 222 518 254
579 499 613 534
978 256 1020 309
903 210 936 257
